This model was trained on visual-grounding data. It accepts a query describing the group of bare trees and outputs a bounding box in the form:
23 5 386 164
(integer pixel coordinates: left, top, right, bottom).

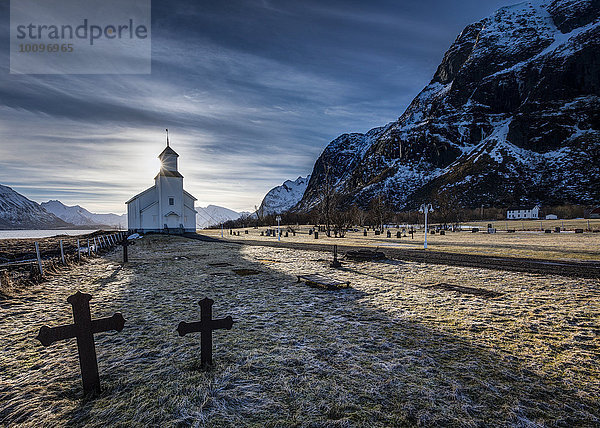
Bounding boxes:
219 174 592 232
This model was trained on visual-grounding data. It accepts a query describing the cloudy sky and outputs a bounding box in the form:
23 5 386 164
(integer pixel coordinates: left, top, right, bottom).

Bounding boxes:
0 0 510 214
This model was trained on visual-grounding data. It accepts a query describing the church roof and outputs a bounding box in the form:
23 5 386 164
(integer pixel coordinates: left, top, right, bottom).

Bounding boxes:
155 169 184 179
158 145 179 158
126 185 155 204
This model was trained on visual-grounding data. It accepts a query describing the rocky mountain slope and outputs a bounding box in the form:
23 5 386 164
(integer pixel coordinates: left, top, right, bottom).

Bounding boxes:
296 0 600 211
41 200 127 228
0 185 74 230
260 176 310 215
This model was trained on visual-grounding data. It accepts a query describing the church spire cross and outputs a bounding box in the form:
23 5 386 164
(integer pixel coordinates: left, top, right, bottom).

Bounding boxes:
166 128 170 147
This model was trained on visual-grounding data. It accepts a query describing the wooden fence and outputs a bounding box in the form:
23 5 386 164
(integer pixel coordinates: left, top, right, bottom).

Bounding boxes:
0 232 127 280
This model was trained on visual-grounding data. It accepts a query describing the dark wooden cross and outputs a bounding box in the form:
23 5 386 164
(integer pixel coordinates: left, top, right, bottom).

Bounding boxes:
35 291 125 395
120 236 135 263
177 297 233 368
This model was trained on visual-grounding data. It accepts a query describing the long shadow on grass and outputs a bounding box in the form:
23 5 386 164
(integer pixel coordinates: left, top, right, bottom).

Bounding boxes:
45 235 600 426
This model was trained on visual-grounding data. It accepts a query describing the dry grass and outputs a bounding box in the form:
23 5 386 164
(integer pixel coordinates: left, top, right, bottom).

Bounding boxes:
204 219 600 262
1 235 599 427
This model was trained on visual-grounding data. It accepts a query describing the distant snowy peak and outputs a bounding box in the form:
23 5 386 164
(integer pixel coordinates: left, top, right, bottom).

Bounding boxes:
0 185 73 230
196 205 241 228
260 175 310 215
41 200 127 228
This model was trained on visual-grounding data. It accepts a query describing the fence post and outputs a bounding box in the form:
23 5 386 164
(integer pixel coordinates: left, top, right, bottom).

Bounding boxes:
87 238 91 256
60 240 65 265
77 239 81 261
34 241 43 277
93 237 98 254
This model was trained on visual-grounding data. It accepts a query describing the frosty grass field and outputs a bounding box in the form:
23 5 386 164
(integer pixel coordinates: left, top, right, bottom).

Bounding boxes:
1 233 599 426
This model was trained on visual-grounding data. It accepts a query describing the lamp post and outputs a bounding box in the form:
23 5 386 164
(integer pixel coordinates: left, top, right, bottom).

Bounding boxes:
276 215 281 241
419 203 433 249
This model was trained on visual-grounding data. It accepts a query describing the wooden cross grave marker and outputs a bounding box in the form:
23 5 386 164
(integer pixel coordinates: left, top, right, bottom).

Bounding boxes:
176 297 234 368
35 291 125 395
120 235 135 263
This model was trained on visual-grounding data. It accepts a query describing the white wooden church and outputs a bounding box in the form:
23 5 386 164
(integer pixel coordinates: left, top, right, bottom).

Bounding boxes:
126 133 197 233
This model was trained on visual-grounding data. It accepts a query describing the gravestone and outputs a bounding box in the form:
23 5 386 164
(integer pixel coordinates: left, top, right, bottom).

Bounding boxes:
396 231 401 238
575 229 584 233
374 230 380 235
545 229 551 233
177 297 234 368
430 230 435 234
555 227 561 233
245 230 248 234
292 231 296 236
314 231 319 239
439 230 445 236
260 231 264 236
472 228 479 233
387 230 391 238
330 245 342 268
309 229 313 235
285 232 289 237
363 230 367 236
35 291 125 395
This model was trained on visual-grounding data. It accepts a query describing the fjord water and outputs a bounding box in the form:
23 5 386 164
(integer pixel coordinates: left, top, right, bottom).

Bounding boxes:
0 230 101 240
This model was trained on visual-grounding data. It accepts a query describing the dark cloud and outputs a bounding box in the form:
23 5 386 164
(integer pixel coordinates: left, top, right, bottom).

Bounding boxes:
0 0 510 212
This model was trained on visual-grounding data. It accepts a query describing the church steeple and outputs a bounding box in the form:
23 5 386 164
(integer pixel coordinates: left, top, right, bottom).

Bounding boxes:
157 129 182 177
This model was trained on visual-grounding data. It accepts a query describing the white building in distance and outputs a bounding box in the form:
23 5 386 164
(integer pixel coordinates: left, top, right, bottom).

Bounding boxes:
507 205 540 220
126 135 197 233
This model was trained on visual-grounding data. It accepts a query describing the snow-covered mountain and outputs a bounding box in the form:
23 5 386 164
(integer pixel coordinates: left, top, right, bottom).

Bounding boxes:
297 0 600 211
0 185 73 230
259 175 310 214
41 200 127 228
196 205 242 228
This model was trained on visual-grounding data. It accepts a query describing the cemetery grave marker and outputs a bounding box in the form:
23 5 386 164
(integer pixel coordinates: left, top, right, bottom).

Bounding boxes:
232 268 260 276
35 291 125 395
345 249 386 261
330 245 342 268
296 273 350 290
177 297 234 368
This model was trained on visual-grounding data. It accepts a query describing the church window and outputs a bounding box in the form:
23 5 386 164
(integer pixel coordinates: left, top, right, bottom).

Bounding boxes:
169 197 174 205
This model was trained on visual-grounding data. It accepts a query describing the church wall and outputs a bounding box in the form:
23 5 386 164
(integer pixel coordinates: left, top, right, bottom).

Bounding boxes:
183 204 196 231
140 201 159 230
157 176 184 229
